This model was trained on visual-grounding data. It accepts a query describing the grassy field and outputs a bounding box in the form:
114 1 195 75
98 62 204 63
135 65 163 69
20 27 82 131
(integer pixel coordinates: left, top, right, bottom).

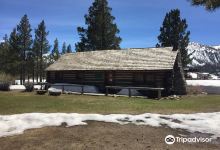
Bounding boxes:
0 91 220 115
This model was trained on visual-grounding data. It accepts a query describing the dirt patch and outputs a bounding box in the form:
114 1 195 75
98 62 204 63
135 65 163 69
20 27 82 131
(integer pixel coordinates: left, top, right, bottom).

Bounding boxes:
0 121 219 150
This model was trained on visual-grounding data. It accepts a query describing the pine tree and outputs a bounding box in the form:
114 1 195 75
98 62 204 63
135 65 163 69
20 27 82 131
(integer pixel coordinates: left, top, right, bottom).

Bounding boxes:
33 20 50 82
189 0 220 10
62 42 67 54
157 9 192 68
0 35 10 73
157 9 191 95
67 44 72 53
75 0 121 52
51 38 60 61
32 38 39 82
17 14 32 84
8 28 20 76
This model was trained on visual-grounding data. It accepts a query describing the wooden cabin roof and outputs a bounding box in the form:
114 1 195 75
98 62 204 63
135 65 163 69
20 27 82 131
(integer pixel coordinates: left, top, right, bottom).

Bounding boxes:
46 47 178 71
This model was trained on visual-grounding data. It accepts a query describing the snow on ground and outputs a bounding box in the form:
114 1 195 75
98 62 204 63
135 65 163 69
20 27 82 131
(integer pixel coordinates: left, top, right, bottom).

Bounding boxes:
188 73 198 79
210 74 219 80
48 87 62 93
9 85 25 90
9 85 43 90
0 112 220 139
187 80 220 87
14 79 46 85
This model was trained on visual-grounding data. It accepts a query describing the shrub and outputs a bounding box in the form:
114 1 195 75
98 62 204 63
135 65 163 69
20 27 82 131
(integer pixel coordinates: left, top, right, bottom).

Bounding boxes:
0 72 14 91
49 91 62 96
0 82 10 91
36 90 47 95
24 82 34 92
48 88 62 96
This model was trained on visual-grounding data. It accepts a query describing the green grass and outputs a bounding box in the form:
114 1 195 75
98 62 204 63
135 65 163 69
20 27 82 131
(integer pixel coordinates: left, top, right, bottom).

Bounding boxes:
0 91 220 115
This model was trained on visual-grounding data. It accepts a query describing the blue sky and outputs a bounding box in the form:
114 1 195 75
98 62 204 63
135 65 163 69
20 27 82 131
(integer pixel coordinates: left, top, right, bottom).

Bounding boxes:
0 0 220 50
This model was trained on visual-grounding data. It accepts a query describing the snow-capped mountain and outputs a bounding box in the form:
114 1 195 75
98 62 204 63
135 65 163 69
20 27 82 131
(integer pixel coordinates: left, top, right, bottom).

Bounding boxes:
187 42 220 70
213 45 220 50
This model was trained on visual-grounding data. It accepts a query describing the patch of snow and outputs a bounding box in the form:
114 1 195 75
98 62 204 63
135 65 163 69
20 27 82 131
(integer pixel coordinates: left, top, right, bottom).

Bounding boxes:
188 73 198 79
48 87 62 93
210 74 219 80
9 85 25 90
14 79 46 85
0 112 220 139
34 85 41 90
187 80 220 87
9 85 43 90
200 72 209 75
213 45 220 50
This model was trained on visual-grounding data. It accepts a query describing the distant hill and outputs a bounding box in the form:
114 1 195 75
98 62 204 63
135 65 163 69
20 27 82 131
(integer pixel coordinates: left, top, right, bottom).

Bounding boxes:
213 45 220 50
187 42 220 72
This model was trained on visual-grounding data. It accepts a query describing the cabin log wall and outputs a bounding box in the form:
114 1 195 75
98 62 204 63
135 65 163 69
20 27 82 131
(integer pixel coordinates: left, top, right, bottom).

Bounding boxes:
47 70 171 91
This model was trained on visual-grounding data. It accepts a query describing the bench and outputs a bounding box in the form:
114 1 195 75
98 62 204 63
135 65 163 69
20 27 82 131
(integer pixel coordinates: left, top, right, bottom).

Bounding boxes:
105 86 164 99
51 84 85 94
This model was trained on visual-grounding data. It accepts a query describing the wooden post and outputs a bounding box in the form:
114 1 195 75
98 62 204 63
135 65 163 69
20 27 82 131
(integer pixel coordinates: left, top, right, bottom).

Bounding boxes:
105 87 109 96
81 86 84 95
158 90 161 99
62 85 64 93
128 88 131 97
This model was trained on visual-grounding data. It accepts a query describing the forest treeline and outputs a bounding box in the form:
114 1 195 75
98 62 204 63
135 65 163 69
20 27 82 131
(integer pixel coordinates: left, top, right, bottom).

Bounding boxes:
1 0 217 84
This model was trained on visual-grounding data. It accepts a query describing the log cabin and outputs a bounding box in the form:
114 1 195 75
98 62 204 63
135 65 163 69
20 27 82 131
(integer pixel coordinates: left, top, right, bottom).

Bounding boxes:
46 47 186 97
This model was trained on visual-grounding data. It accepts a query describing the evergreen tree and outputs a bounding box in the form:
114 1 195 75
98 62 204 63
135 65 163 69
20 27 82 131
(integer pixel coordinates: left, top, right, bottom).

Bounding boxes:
157 9 190 95
17 14 32 84
51 38 60 61
75 0 121 52
67 44 72 53
157 9 192 68
189 0 220 10
32 38 39 82
8 28 20 76
34 20 50 82
62 42 67 54
0 35 10 73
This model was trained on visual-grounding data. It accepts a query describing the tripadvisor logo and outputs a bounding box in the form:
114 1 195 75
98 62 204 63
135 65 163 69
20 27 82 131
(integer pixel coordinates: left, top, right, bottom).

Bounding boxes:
165 135 175 145
165 135 212 145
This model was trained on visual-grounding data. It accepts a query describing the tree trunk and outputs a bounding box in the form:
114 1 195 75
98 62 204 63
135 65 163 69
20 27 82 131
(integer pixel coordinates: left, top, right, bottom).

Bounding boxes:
20 67 23 85
40 52 42 83
36 56 39 83
32 63 35 84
